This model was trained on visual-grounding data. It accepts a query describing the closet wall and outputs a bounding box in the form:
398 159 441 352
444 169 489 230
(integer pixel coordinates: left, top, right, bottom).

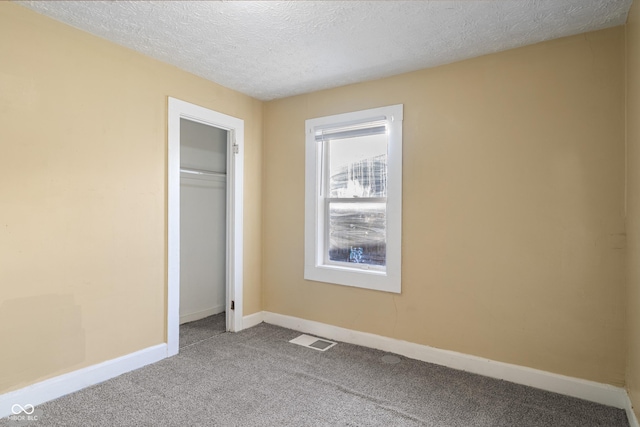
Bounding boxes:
179 119 228 324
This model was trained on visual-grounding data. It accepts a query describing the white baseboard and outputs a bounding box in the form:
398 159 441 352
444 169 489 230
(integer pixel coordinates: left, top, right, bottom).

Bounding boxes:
180 305 225 324
262 311 628 410
242 311 264 329
0 343 167 419
627 394 640 427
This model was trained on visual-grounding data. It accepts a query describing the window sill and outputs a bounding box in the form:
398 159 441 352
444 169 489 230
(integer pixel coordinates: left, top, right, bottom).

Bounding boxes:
304 264 400 294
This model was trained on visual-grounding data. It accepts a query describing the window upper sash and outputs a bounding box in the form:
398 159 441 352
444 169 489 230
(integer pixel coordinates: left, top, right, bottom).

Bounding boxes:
314 119 387 142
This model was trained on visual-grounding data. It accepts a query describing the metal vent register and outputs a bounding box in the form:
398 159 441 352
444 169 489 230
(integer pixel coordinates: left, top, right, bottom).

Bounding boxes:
289 334 337 352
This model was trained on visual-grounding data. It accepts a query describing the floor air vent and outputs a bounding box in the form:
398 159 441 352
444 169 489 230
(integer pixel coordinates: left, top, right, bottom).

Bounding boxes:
289 334 337 352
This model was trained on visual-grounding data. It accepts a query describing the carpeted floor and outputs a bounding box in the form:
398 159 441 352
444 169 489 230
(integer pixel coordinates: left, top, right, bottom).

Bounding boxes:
1 320 629 426
179 311 226 348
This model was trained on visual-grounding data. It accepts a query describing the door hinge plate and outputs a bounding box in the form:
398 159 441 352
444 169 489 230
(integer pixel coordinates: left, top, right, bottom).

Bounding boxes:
233 143 239 154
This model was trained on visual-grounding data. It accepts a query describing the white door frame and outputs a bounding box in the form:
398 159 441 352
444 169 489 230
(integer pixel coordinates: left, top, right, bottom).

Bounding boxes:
167 97 244 357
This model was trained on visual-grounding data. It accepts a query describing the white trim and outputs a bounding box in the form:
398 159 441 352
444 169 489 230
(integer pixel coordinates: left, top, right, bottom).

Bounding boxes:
168 97 245 357
0 344 166 419
179 305 226 325
262 312 628 409
242 311 264 329
626 394 640 427
304 104 403 294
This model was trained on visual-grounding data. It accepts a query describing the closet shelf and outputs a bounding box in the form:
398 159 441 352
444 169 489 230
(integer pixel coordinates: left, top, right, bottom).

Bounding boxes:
180 167 226 178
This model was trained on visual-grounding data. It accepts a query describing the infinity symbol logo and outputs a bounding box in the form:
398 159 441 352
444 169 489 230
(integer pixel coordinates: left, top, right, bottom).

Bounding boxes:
11 404 35 415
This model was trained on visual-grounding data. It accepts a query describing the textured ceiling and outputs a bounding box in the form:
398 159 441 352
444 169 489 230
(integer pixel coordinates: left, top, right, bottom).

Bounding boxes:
16 0 633 101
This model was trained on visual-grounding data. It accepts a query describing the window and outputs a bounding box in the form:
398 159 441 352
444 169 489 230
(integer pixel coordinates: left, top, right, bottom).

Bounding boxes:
304 104 403 293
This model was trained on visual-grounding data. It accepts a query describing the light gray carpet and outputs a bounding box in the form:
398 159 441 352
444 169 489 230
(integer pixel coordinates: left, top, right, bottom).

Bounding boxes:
179 312 226 348
1 321 629 426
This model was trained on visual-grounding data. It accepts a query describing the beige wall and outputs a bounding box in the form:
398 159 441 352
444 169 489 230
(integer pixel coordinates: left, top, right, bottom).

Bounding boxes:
263 27 627 385
627 0 640 419
0 2 262 394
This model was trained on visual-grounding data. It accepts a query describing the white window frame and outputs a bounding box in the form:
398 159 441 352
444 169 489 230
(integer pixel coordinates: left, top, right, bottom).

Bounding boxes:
304 104 403 293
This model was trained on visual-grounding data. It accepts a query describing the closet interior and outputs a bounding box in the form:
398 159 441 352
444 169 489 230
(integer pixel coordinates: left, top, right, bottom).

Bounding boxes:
179 118 228 327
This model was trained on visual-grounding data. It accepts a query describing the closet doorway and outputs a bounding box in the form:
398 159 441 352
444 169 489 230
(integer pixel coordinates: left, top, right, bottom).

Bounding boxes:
179 119 227 337
167 98 244 357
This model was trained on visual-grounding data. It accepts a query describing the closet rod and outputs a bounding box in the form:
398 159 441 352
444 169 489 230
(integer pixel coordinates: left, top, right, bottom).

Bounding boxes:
180 167 226 178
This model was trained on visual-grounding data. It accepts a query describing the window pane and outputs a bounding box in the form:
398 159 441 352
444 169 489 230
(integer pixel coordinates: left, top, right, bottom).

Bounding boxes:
328 202 386 267
329 134 387 198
